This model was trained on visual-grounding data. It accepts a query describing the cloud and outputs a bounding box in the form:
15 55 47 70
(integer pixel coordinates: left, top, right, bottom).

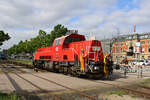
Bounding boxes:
0 29 38 49
0 0 118 29
1 0 150 49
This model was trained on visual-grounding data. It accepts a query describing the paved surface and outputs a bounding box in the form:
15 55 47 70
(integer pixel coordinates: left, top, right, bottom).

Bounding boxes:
0 63 150 94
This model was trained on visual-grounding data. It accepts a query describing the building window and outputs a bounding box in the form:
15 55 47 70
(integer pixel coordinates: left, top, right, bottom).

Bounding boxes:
140 41 145 45
120 43 123 46
145 35 148 38
116 44 119 47
116 48 119 53
148 56 150 60
125 37 128 40
142 56 144 59
128 36 132 39
139 35 145 39
133 35 137 39
142 47 145 53
148 47 150 52
121 48 123 53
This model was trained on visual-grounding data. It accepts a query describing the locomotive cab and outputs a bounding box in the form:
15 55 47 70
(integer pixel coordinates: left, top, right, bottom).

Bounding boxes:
53 37 65 61
63 34 85 47
52 34 85 61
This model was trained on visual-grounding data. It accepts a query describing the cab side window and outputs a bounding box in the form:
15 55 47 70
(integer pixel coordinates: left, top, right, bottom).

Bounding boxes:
55 39 62 46
55 40 58 46
64 37 81 45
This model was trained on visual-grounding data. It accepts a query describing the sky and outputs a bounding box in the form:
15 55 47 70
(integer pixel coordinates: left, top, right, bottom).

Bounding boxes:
1 0 150 49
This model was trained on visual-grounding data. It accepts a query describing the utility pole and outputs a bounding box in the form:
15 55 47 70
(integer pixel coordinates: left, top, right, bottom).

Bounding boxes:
110 35 114 56
116 27 120 64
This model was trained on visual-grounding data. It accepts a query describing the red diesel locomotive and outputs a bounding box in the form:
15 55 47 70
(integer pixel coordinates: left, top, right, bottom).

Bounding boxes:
33 33 113 78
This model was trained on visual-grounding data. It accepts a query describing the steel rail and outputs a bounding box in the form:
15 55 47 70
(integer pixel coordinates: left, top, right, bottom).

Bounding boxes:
1 64 64 100
113 80 150 90
3 61 150 99
1 63 98 100
90 80 150 99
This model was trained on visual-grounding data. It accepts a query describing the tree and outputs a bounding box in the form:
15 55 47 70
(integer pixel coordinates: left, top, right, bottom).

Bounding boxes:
0 30 10 46
7 24 68 55
50 24 67 45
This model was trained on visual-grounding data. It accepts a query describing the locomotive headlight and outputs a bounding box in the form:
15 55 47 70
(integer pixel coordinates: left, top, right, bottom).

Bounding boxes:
98 56 100 61
92 46 100 51
94 66 99 70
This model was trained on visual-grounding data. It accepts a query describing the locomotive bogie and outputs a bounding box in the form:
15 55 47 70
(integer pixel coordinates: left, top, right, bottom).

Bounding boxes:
33 60 106 78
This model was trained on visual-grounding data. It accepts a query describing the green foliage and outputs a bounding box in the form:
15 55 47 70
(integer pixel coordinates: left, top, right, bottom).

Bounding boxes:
146 78 150 81
131 95 136 98
8 59 32 65
8 24 68 55
0 30 10 46
108 90 126 96
0 69 2 73
0 93 20 100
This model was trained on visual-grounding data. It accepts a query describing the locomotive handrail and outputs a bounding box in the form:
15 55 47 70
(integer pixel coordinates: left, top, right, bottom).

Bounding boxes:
63 48 79 55
88 52 96 61
72 48 79 55
87 46 97 61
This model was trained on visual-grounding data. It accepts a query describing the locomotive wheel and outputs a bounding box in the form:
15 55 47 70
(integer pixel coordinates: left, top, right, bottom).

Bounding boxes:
43 62 47 69
34 62 41 69
106 71 113 80
68 68 72 75
33 62 38 68
37 63 42 69
54 65 59 73
47 61 54 71
88 74 93 79
70 68 76 77
63 67 68 75
72 71 77 77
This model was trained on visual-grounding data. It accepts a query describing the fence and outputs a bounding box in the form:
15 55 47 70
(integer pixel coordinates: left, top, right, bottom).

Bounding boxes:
119 64 150 78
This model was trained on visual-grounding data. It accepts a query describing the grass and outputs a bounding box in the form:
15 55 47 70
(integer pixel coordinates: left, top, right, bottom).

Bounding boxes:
0 93 20 100
140 78 150 87
8 59 32 65
108 90 126 96
131 95 136 98
0 69 3 73
145 78 150 81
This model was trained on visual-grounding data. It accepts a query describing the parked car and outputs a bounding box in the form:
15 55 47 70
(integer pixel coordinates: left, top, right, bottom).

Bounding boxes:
134 60 149 66
0 53 7 60
128 60 136 65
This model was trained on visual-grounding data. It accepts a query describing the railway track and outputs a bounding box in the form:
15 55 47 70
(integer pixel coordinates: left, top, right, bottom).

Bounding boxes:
0 62 47 73
1 61 150 99
1 63 99 100
85 78 150 99
1 64 64 100
112 80 150 92
126 73 150 77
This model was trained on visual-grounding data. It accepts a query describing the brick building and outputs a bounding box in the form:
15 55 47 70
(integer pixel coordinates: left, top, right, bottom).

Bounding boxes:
112 33 150 62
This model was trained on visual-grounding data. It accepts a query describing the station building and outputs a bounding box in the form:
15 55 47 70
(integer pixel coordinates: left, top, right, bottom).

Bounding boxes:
112 33 150 62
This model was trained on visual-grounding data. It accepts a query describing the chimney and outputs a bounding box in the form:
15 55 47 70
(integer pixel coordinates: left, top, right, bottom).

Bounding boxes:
134 25 136 33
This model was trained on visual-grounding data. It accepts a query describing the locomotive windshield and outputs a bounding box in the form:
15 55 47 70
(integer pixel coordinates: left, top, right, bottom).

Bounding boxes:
63 36 82 45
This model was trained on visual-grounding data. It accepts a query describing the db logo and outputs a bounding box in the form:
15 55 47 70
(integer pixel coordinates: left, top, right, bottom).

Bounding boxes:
56 47 58 51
